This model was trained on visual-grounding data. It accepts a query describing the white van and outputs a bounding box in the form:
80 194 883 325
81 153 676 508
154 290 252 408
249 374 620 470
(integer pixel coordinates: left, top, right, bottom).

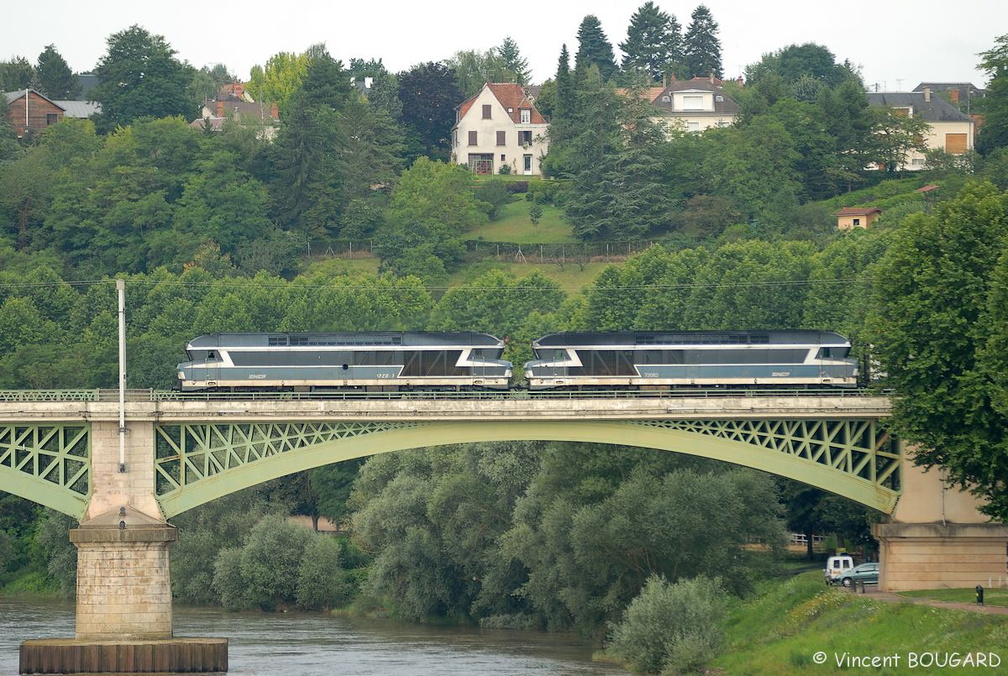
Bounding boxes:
824 555 854 585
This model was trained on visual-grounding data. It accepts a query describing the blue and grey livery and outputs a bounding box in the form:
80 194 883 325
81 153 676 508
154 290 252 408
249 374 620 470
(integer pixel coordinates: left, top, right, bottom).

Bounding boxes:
523 330 858 390
177 332 512 391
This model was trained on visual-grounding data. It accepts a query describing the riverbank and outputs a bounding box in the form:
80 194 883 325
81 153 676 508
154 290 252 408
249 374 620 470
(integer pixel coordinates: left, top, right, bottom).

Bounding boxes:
711 572 1008 674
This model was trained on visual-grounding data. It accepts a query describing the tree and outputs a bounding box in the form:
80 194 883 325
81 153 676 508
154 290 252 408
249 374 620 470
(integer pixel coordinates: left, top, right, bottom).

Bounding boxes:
976 34 1008 155
247 50 310 119
870 105 931 172
619 2 682 83
683 5 722 79
0 57 33 92
397 62 463 162
446 49 509 98
33 45 80 100
574 15 618 81
563 78 675 240
269 93 345 238
745 43 850 92
498 36 531 85
89 25 196 133
300 47 353 112
867 181 1008 520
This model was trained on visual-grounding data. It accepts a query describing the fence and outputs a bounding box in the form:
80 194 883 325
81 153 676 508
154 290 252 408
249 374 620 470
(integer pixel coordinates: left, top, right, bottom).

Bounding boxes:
307 239 661 265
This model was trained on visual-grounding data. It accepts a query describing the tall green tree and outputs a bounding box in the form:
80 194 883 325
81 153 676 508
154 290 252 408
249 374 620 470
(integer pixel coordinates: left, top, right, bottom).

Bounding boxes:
574 15 618 81
269 94 345 238
397 62 463 162
564 77 675 240
446 49 509 98
247 50 310 119
867 181 1008 520
683 5 722 79
619 2 682 83
300 48 353 112
0 57 33 92
498 36 531 86
976 34 1008 155
89 26 196 133
33 45 80 100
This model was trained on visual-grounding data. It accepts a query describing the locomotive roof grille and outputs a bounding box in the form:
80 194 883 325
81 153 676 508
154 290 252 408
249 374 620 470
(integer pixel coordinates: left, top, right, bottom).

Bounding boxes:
188 332 504 349
534 330 849 347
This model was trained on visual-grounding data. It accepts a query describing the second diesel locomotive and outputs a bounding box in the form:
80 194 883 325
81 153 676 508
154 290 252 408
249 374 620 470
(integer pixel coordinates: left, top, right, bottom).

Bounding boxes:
524 330 858 390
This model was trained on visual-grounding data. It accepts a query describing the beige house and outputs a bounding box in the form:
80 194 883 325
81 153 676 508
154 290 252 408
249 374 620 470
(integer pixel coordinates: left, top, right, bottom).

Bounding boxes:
649 77 740 133
452 83 549 175
867 88 974 170
837 207 882 231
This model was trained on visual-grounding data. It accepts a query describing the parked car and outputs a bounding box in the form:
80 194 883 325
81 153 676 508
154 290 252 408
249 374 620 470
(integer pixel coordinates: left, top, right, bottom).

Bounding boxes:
824 554 854 585
838 562 879 587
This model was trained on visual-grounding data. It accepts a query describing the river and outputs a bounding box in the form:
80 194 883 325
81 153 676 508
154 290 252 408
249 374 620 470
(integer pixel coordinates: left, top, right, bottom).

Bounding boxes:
0 598 628 675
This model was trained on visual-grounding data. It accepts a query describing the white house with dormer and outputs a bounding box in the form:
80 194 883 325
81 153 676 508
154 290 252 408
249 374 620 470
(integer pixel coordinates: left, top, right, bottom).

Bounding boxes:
452 83 549 176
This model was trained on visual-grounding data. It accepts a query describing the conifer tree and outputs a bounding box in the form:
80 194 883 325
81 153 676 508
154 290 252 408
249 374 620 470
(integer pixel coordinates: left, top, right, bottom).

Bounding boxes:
574 15 618 81
619 2 681 83
683 5 723 79
497 36 531 86
977 34 1008 155
34 45 80 100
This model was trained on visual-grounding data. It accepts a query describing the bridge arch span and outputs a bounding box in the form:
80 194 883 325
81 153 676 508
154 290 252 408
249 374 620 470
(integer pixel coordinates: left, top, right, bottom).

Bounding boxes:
154 418 901 518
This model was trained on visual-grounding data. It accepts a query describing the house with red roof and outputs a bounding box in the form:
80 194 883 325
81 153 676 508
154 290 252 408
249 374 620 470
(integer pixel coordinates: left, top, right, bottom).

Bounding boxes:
837 207 882 231
451 83 549 176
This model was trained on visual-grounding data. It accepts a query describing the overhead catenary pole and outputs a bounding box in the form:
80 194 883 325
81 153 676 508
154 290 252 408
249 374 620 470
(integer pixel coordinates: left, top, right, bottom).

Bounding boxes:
117 279 126 473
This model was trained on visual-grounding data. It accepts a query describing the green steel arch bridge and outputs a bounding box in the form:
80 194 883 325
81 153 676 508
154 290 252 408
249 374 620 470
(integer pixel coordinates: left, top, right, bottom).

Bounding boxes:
8 387 1008 671
0 388 899 520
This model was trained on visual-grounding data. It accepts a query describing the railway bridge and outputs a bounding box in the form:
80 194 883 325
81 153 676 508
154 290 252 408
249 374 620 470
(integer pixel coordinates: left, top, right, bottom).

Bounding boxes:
2 389 1006 672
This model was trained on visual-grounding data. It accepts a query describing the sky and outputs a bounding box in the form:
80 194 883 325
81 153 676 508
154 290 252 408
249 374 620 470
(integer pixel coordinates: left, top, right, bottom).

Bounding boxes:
3 1 1006 91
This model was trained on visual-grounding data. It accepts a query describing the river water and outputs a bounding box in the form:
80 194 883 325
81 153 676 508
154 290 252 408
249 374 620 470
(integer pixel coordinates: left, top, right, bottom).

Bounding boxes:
0 598 628 675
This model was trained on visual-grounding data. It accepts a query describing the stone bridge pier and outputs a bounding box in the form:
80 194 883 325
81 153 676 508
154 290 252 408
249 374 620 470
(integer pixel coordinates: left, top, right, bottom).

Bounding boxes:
19 420 227 674
873 452 1008 592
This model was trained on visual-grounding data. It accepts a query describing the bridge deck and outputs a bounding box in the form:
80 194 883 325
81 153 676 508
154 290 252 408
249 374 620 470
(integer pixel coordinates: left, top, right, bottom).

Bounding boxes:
0 390 891 422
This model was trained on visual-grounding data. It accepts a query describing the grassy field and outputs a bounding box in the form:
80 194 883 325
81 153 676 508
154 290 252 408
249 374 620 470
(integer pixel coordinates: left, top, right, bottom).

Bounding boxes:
712 572 1008 674
468 199 576 244
445 260 609 295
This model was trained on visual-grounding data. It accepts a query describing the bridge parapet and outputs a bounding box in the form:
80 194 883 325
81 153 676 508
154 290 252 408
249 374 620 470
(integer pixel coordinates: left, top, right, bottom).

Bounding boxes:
0 392 892 423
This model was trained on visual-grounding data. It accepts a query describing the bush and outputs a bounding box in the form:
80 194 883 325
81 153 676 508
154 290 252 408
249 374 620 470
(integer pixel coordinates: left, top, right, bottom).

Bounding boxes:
296 536 352 610
506 180 528 194
607 575 726 675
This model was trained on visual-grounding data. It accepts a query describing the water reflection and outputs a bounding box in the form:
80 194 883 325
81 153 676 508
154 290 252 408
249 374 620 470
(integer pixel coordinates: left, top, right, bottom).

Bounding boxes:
0 599 627 675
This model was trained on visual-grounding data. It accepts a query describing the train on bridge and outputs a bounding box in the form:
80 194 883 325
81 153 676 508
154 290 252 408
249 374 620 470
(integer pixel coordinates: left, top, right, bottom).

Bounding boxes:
176 330 859 392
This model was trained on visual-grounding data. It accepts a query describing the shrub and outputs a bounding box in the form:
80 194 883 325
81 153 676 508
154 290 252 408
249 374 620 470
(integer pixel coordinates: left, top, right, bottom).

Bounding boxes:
529 204 543 225
506 180 528 194
607 575 726 675
296 536 352 610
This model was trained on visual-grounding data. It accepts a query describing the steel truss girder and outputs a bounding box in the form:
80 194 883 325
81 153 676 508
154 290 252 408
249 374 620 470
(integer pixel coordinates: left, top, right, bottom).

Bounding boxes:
154 421 419 517
0 423 90 517
153 417 901 517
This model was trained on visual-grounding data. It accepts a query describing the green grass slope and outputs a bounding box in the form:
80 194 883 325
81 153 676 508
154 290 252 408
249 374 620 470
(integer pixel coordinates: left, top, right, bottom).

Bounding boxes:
713 572 1008 674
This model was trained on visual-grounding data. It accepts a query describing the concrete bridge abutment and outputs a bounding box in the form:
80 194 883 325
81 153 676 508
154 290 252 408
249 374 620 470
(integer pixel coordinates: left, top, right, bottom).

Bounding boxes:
873 453 1008 592
19 420 227 674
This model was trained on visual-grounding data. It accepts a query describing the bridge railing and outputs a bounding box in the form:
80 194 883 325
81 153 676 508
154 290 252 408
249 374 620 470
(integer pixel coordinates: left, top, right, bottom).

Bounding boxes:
0 387 887 403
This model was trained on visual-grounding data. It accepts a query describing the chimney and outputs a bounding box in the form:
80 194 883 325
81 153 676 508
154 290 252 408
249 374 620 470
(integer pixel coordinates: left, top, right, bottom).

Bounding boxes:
923 87 931 102
217 100 224 117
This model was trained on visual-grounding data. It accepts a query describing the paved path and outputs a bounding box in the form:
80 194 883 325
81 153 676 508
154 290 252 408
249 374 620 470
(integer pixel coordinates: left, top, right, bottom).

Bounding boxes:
852 588 1008 615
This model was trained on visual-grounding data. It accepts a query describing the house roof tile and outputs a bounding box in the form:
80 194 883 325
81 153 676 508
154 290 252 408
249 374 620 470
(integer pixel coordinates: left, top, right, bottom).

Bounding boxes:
457 83 546 124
